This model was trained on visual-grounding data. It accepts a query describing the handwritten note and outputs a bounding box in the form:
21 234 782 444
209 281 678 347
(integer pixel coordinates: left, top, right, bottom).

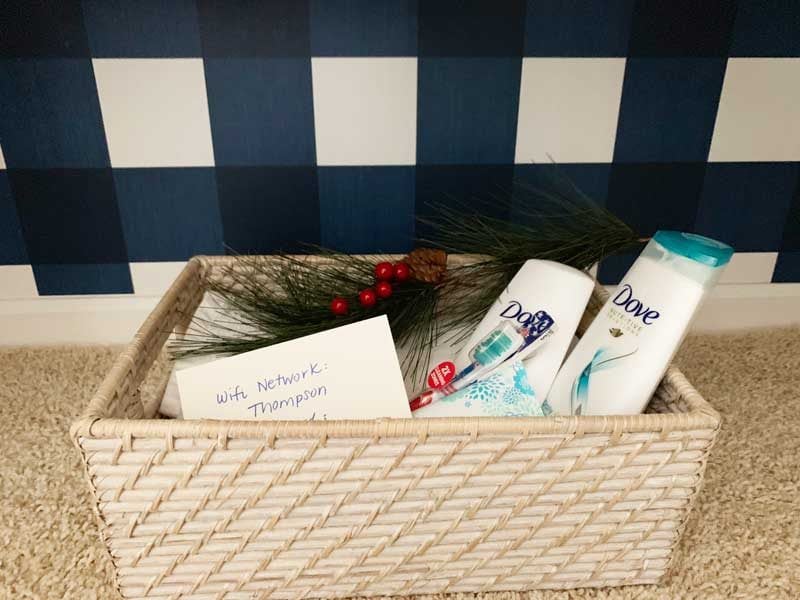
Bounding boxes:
176 316 411 421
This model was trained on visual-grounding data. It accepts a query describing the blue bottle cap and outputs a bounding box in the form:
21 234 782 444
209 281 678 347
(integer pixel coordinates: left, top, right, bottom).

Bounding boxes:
653 231 734 268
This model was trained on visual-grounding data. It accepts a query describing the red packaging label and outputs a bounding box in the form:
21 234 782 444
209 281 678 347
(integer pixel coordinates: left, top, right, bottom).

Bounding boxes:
427 361 456 389
409 390 435 412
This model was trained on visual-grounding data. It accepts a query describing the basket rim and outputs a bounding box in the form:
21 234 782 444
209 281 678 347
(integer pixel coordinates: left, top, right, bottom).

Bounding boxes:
71 255 721 441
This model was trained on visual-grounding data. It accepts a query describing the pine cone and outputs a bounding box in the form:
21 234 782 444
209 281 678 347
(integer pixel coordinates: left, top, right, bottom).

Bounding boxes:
405 248 447 284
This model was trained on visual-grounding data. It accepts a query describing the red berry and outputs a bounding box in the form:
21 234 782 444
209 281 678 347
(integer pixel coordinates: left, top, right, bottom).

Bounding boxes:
358 288 377 308
330 297 349 316
393 262 410 282
374 261 394 281
375 281 392 298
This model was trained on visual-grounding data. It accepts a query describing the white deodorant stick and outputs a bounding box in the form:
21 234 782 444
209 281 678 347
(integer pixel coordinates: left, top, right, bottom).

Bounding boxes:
454 259 594 405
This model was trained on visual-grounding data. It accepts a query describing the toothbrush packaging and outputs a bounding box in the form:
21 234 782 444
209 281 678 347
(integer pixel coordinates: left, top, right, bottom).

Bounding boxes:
412 360 544 418
410 316 554 412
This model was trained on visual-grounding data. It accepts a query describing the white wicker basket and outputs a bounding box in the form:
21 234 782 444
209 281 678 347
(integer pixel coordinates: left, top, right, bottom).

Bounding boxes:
72 255 720 599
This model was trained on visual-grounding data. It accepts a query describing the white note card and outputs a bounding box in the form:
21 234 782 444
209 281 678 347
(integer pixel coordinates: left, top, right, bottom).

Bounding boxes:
176 316 411 421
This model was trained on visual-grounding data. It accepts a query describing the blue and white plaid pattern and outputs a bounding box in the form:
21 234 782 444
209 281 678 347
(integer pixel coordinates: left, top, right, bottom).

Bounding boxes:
1 0 798 296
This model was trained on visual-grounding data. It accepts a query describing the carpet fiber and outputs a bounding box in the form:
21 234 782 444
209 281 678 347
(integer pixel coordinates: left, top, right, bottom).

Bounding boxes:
1 329 799 599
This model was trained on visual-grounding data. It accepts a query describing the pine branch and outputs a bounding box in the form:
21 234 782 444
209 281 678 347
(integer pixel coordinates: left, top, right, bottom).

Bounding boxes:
171 171 641 387
172 253 440 383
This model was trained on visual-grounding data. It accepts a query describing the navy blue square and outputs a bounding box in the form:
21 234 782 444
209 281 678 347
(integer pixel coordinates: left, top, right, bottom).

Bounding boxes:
82 0 202 57
197 0 310 57
730 1 800 57
318 166 415 253
310 0 417 56
613 58 727 163
0 0 89 57
417 58 521 165
9 169 128 265
0 172 28 264
32 263 132 295
779 174 800 252
0 59 109 168
513 164 612 208
627 0 737 57
773 252 800 282
524 0 635 57
114 168 224 261
415 164 514 241
216 167 320 253
606 162 706 237
696 163 799 252
205 59 316 166
418 0 525 57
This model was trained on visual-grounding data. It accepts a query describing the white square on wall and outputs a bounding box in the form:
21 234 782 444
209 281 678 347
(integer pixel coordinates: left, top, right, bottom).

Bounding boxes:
709 58 800 162
93 59 215 167
515 58 626 164
312 58 417 166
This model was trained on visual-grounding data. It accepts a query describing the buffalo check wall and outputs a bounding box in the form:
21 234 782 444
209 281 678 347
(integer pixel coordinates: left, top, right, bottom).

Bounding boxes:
1 0 799 297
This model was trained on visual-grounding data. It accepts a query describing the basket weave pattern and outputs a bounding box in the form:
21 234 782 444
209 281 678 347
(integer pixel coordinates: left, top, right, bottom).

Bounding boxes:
72 256 720 599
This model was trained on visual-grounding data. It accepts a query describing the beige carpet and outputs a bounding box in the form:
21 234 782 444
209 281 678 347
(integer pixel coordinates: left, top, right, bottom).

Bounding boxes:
1 329 799 599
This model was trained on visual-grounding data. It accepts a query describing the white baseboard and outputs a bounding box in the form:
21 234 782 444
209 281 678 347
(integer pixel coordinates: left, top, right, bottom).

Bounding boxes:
689 283 800 332
0 295 160 346
1 283 799 346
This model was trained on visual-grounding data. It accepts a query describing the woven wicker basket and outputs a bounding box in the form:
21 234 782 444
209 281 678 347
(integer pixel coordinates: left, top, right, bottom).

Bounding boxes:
72 255 721 600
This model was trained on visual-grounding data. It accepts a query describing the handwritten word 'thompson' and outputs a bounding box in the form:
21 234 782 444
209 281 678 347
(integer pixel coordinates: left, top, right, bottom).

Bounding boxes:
248 385 328 417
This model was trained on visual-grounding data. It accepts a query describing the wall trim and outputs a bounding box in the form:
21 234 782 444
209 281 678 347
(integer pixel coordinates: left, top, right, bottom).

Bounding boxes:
1 283 799 346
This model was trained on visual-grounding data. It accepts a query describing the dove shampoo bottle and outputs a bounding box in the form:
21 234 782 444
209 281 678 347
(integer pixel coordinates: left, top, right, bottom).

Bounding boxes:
547 231 733 416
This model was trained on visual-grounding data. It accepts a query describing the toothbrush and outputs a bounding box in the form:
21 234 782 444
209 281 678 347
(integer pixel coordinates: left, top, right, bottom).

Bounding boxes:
410 315 555 412
409 323 520 411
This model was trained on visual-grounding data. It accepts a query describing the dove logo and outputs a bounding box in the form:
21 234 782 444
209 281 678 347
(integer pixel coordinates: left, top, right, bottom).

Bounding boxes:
612 284 660 325
499 300 548 329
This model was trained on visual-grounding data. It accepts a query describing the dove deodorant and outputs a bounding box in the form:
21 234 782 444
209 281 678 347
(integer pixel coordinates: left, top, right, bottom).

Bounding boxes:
453 259 594 402
547 231 733 416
